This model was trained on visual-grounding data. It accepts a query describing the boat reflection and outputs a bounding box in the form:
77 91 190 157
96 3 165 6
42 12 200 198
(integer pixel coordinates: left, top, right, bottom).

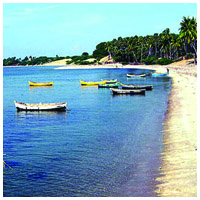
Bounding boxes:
16 110 67 115
29 85 53 89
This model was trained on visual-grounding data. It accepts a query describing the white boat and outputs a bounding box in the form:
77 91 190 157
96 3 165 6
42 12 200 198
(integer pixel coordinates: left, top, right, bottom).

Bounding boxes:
110 88 145 95
14 101 67 111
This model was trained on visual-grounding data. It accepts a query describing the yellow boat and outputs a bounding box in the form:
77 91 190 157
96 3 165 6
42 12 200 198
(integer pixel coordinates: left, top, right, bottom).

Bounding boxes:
80 80 107 86
29 81 53 86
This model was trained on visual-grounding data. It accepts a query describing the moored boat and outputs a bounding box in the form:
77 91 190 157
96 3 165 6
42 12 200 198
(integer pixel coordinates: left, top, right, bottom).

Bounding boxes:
126 73 146 78
101 79 118 84
110 88 145 95
14 101 67 111
98 82 119 88
151 72 168 77
120 83 153 90
29 81 53 86
80 80 107 86
151 69 169 77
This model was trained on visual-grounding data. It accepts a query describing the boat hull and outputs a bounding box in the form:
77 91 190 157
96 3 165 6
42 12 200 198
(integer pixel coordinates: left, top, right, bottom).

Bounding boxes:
29 81 53 86
151 73 168 77
126 73 146 78
110 88 145 95
101 79 118 84
98 83 119 88
80 80 107 86
121 83 153 90
14 101 67 111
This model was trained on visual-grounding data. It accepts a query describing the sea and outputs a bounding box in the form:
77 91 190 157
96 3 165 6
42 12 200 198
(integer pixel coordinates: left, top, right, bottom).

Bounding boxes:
3 66 171 197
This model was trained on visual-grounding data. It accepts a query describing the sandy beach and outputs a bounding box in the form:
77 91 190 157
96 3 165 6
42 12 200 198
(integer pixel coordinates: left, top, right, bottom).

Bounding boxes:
155 62 197 197
54 63 167 73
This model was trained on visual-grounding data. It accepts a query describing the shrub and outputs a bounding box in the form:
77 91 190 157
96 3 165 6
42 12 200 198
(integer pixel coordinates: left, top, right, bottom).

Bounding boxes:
156 58 174 65
141 56 156 65
74 60 96 65
186 53 194 59
121 61 129 65
66 60 73 64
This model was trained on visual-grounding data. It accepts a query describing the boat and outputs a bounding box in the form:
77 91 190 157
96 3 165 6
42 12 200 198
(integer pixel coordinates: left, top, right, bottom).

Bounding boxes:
101 79 118 84
98 82 120 88
14 101 67 111
151 72 168 77
151 69 169 77
29 81 53 86
120 83 153 90
80 80 107 86
110 88 145 95
126 73 146 78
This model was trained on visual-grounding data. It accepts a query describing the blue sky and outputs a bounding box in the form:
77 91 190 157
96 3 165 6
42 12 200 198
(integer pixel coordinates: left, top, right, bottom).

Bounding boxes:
3 3 197 59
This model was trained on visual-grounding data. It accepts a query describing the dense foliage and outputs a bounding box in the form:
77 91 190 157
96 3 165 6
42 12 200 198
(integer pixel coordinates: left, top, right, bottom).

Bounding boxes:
92 42 108 61
3 16 197 66
92 16 197 64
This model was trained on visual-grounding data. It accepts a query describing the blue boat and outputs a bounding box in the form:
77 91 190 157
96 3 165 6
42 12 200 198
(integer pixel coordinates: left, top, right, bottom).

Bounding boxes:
151 72 168 77
120 83 153 90
151 68 169 77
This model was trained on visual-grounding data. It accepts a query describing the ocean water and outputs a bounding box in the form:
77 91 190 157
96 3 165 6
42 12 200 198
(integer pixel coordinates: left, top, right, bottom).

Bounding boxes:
3 66 171 197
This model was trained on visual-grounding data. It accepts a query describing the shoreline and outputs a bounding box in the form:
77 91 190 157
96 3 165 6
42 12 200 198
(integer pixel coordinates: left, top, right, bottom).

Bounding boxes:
3 63 167 73
54 62 197 196
155 65 197 196
53 63 167 73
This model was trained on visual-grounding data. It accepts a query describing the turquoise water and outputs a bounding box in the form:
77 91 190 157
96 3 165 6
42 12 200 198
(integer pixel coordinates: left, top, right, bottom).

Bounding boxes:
3 66 171 197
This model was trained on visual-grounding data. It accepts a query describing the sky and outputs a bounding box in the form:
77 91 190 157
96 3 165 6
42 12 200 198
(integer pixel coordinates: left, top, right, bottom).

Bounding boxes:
3 2 197 59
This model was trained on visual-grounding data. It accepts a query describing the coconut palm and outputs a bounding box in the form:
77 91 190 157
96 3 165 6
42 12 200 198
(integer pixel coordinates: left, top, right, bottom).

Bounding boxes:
160 28 172 59
179 16 197 58
171 34 182 59
154 33 159 59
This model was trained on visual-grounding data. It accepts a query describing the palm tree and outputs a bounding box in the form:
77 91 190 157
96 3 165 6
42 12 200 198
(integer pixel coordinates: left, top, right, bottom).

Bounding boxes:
179 16 197 62
160 28 172 59
171 34 182 59
105 41 113 59
138 36 144 62
145 35 154 58
154 33 159 59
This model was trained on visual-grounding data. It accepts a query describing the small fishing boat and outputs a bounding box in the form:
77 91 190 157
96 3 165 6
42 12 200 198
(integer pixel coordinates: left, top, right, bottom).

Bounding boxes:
29 81 53 86
98 82 119 88
120 83 153 90
151 69 169 77
14 101 67 111
110 88 145 95
80 80 107 86
151 72 168 77
126 73 146 78
101 79 118 84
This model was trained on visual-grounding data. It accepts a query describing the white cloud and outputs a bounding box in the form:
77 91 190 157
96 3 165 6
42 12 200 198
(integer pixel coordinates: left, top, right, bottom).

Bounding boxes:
10 8 34 16
45 5 61 9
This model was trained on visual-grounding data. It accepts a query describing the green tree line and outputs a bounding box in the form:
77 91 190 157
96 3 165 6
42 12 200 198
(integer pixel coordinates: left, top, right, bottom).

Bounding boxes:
92 16 197 65
3 55 67 66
